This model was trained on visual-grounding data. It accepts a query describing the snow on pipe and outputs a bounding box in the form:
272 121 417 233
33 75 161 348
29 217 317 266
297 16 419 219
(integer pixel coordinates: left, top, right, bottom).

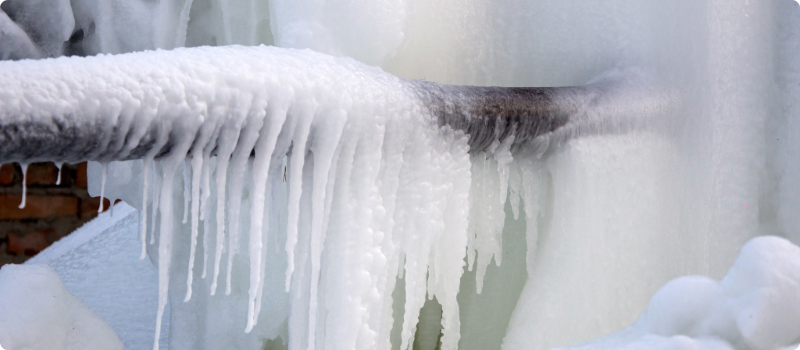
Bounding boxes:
0 47 667 165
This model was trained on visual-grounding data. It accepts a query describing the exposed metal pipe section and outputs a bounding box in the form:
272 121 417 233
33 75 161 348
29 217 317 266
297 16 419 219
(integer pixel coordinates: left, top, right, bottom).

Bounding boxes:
413 69 670 154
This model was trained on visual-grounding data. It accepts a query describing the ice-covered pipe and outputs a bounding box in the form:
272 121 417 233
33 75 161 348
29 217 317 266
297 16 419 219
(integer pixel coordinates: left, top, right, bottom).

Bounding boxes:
0 45 668 164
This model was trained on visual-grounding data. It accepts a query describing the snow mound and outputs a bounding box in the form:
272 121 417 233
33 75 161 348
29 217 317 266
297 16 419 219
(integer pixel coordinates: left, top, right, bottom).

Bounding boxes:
557 236 800 350
0 264 123 350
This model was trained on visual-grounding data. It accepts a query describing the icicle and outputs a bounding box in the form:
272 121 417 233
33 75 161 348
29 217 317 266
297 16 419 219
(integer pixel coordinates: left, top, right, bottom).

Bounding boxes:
98 163 108 213
255 164 286 320
201 199 212 279
18 163 28 209
182 159 190 224
55 162 63 185
200 153 211 221
184 154 203 302
219 0 233 44
197 116 225 225
508 163 522 220
140 158 152 260
494 135 515 205
211 121 244 295
153 158 182 350
245 100 289 332
225 107 265 296
305 110 346 346
150 113 198 350
467 150 506 294
251 170 274 328
224 157 247 296
150 162 162 245
275 156 288 255
174 0 195 47
520 158 545 275
284 107 315 291
200 152 212 279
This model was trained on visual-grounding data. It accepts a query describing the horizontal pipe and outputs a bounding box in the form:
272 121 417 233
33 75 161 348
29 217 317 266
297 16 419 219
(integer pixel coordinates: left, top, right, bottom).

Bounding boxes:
0 46 670 164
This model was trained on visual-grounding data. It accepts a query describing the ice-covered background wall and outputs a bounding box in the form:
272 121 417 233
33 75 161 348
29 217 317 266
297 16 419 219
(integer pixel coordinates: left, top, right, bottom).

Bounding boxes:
0 1 799 350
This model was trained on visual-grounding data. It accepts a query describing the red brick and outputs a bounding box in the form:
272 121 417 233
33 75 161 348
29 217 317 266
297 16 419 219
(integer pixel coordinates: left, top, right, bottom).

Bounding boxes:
0 194 79 220
81 196 111 218
7 230 51 256
0 163 15 186
75 162 88 188
24 162 59 185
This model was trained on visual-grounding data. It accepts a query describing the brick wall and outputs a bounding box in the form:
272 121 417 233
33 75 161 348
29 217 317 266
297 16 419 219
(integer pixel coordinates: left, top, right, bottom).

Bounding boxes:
0 162 113 267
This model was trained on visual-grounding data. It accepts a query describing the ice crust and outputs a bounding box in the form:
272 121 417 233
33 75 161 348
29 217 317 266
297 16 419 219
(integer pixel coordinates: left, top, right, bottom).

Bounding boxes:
1 1 800 350
0 264 123 350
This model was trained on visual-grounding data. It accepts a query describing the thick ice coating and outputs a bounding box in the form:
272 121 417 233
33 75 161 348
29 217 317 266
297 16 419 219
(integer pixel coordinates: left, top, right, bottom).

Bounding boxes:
0 45 515 350
0 264 123 350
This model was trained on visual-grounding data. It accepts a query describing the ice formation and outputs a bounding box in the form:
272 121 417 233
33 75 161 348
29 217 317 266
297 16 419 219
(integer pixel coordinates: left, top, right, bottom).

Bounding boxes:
0 1 799 350
555 236 800 350
0 45 532 350
0 264 123 350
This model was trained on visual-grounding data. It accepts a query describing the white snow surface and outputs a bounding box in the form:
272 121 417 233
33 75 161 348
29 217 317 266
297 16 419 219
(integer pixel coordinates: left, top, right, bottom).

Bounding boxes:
26 202 169 350
0 264 123 350
554 236 800 350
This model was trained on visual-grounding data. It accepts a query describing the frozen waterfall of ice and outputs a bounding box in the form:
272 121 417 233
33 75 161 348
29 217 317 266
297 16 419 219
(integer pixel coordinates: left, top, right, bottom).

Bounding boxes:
1 1 800 350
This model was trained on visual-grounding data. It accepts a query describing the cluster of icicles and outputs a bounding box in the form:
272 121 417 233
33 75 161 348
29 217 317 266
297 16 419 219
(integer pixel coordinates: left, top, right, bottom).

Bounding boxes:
1 45 546 350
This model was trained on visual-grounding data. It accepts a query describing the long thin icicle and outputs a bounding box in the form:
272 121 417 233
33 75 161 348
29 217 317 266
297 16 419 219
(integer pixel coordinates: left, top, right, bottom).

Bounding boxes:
153 158 181 350
225 98 266 296
18 163 28 209
140 158 152 260
245 99 289 332
174 0 195 47
211 112 247 295
306 109 347 348
150 161 162 245
184 154 203 301
201 155 212 279
200 133 218 280
284 106 315 291
182 159 191 224
152 124 198 350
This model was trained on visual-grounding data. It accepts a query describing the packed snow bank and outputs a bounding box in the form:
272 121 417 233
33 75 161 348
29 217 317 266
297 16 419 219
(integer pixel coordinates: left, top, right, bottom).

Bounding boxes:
545 236 800 350
0 264 123 350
